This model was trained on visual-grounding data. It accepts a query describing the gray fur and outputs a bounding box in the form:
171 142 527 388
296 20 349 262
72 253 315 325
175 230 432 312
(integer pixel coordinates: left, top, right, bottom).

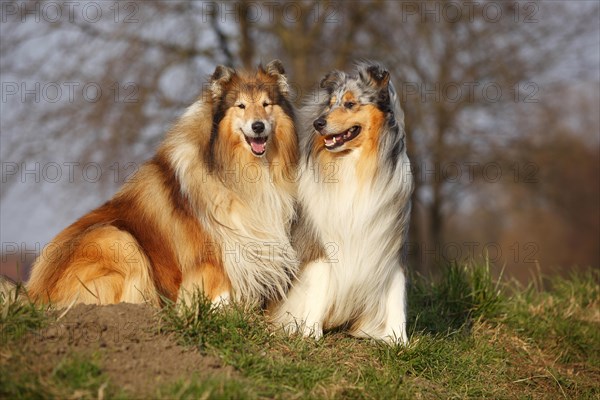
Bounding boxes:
271 61 414 343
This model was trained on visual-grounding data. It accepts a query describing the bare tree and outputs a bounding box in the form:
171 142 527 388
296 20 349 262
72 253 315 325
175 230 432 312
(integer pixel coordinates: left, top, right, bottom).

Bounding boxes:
1 0 598 278
355 1 599 271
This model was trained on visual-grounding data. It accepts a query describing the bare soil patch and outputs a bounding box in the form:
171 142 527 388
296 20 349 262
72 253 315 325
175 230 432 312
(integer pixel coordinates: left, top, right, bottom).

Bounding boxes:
1 303 236 396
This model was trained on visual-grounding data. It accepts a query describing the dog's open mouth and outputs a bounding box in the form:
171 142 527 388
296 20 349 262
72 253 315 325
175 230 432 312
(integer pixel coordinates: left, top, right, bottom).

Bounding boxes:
323 126 361 150
245 136 268 156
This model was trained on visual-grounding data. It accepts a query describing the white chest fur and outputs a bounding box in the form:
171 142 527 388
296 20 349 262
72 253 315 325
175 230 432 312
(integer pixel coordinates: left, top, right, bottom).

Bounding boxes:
301 152 410 287
274 150 413 343
211 164 298 303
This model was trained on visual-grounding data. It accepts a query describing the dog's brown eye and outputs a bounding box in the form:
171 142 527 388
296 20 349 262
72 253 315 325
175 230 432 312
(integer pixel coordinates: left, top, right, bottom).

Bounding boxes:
344 101 355 109
263 102 270 107
238 104 246 109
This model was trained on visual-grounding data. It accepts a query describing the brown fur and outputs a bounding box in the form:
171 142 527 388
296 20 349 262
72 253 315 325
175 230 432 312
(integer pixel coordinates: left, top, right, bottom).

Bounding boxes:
311 91 386 186
27 62 298 307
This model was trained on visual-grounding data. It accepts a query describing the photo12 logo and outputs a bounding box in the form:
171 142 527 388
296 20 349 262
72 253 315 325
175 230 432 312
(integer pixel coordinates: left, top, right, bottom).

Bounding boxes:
199 1 341 24
1 81 139 104
1 1 140 24
405 241 540 265
399 1 539 23
414 161 539 184
1 162 140 184
398 81 539 104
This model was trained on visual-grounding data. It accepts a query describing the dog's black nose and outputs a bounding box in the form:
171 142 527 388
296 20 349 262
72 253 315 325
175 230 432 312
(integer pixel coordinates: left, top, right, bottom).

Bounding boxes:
251 121 265 134
313 117 327 131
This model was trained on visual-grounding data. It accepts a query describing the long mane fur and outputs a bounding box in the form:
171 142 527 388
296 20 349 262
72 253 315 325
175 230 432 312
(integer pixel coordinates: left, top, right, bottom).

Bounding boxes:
271 61 414 342
27 61 299 307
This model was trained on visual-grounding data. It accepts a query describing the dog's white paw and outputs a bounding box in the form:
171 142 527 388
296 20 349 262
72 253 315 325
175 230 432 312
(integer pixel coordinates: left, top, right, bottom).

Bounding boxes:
278 317 323 340
211 292 230 308
300 321 323 340
381 330 408 346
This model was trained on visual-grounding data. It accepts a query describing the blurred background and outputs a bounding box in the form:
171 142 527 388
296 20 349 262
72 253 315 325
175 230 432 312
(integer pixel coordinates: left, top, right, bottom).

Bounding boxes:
1 0 598 283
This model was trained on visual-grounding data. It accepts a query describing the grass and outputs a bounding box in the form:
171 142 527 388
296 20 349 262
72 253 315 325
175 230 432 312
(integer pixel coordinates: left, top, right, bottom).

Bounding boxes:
1 263 599 399
506 269 600 368
0 284 125 399
1 352 118 400
407 260 504 334
0 282 47 344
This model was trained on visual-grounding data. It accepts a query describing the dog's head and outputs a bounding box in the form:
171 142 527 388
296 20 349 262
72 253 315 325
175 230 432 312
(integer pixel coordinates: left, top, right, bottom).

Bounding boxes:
209 60 294 158
309 62 402 157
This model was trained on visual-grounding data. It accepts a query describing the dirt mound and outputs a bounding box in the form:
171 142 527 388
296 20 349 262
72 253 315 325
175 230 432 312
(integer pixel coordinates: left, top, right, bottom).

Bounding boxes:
4 303 235 396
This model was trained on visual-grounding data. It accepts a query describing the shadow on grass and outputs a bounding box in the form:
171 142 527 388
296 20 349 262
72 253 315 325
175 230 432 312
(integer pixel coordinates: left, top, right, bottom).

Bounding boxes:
407 262 504 335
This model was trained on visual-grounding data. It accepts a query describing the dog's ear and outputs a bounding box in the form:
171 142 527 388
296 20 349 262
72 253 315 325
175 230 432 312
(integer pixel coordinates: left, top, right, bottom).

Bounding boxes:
210 65 235 101
320 70 343 94
260 59 289 95
265 59 285 76
358 63 390 89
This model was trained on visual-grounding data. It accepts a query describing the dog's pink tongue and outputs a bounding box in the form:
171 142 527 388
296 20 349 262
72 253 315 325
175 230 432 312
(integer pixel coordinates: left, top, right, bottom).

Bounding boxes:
250 140 266 154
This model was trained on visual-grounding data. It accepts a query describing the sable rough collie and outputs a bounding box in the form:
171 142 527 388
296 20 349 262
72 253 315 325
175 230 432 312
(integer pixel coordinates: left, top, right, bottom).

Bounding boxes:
27 60 299 307
270 62 413 344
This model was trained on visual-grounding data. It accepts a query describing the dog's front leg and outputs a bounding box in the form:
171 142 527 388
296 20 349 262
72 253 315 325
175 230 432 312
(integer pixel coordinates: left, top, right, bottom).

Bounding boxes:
271 258 332 339
380 267 409 344
177 262 231 307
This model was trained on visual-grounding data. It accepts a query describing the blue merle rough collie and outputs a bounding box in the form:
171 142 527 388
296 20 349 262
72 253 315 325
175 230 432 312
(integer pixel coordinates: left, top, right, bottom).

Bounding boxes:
270 61 414 344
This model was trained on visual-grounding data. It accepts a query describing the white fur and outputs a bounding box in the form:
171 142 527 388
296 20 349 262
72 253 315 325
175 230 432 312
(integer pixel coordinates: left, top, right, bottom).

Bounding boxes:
275 258 331 339
181 101 203 119
208 170 297 304
212 292 230 307
271 65 413 344
273 146 413 344
170 101 298 305
237 119 272 138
